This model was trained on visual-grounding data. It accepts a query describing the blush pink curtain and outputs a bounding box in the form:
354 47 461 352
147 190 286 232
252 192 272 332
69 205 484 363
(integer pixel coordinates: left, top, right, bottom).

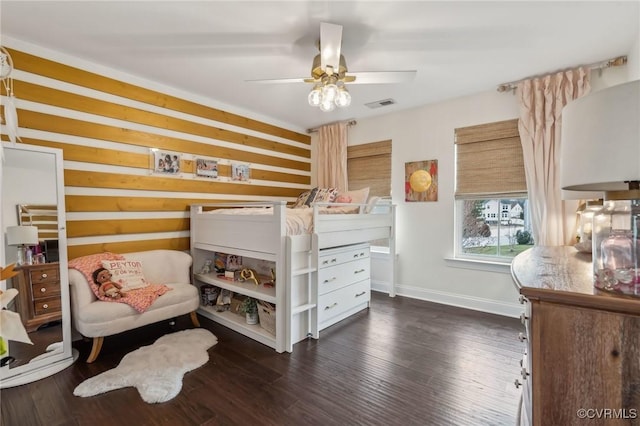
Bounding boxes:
517 67 591 246
317 122 348 191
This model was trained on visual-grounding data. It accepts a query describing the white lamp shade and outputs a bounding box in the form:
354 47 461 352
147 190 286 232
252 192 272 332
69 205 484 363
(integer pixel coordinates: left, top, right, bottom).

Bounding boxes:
6 225 39 246
560 80 640 191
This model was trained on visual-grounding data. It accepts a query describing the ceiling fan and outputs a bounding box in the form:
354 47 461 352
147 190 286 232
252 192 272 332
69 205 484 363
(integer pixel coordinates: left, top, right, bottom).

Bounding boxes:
249 23 417 111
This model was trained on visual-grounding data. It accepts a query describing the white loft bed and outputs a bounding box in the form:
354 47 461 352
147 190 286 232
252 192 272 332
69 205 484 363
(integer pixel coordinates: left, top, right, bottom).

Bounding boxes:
190 200 396 353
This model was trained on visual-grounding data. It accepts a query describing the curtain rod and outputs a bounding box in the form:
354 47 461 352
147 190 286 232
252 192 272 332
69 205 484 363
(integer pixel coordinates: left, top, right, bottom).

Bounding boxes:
497 55 627 93
307 119 357 134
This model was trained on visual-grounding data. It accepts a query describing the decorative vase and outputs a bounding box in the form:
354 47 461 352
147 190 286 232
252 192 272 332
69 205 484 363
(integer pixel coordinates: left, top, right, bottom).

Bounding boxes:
246 312 258 325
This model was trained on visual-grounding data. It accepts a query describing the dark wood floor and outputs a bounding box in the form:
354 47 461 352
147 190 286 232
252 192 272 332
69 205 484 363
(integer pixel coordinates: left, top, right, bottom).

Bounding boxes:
1 292 523 426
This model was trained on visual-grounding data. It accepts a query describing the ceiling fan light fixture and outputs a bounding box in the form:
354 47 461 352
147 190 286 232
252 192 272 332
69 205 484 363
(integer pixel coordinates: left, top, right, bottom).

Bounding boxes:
335 86 351 108
319 99 336 112
308 84 322 107
322 83 338 103
309 77 351 111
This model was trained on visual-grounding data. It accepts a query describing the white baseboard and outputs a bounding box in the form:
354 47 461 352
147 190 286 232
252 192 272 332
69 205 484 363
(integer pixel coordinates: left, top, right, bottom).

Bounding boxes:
371 279 391 294
376 284 523 318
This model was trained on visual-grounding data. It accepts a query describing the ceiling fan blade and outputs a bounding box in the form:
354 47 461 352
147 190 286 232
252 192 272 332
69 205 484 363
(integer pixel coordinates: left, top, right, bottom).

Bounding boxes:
245 77 308 84
320 22 342 73
347 71 417 84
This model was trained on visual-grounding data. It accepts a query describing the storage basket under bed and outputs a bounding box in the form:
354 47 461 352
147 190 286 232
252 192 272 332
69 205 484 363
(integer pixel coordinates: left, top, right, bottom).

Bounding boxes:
257 301 276 335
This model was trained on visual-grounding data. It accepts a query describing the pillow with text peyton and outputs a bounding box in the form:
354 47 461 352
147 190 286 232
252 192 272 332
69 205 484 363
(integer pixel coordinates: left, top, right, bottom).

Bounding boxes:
100 259 150 291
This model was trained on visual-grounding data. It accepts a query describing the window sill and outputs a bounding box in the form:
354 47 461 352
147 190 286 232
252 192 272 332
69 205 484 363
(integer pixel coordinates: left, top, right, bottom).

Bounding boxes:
444 256 512 274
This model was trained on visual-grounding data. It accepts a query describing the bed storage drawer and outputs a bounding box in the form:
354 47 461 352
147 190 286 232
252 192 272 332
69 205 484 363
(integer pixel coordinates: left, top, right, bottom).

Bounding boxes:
318 279 370 327
318 258 370 295
319 244 369 268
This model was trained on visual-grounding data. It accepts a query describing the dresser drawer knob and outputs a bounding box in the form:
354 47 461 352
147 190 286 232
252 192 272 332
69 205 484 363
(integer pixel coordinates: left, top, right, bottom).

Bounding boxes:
331 258 337 263
41 273 48 279
519 295 527 304
40 288 47 293
42 304 49 309
355 291 366 297
354 269 366 274
521 368 530 380
514 379 522 389
324 302 338 310
323 277 337 283
518 332 527 342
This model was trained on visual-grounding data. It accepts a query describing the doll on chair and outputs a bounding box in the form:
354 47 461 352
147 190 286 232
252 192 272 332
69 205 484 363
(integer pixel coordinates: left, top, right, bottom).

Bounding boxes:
92 267 126 299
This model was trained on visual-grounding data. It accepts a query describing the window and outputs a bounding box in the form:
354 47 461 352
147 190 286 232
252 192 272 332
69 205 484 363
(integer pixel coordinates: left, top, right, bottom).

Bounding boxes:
454 119 533 261
347 140 391 197
348 140 391 249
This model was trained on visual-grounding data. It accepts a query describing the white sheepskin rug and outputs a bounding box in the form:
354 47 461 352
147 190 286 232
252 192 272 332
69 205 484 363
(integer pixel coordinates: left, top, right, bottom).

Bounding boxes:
73 328 217 403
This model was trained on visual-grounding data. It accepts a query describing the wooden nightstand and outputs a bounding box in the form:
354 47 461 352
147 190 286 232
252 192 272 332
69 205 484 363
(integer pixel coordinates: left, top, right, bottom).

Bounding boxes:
11 263 62 333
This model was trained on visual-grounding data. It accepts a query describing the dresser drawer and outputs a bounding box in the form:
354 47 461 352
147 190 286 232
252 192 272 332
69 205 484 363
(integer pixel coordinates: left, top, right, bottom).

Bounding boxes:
319 244 369 269
34 296 61 316
31 280 61 300
318 258 370 295
318 279 370 325
28 266 59 285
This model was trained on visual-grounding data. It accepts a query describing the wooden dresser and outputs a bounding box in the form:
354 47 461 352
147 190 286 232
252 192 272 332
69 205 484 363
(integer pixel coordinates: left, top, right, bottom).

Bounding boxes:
11 262 62 333
511 247 640 426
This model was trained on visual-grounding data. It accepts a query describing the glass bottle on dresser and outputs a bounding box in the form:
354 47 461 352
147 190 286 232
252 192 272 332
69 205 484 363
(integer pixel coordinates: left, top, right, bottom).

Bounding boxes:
593 199 640 296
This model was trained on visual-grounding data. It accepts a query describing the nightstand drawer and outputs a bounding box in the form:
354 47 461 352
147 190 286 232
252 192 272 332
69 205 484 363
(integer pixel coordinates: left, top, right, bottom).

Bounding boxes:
34 297 61 316
31 281 61 300
28 266 59 285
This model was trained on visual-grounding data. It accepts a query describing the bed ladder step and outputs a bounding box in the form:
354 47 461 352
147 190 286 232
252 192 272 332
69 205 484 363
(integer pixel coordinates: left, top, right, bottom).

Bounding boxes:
292 303 317 315
292 267 316 276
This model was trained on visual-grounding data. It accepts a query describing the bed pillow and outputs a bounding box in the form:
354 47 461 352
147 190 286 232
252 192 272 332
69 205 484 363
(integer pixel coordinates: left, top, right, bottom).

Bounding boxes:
101 259 150 291
338 187 370 205
364 196 381 213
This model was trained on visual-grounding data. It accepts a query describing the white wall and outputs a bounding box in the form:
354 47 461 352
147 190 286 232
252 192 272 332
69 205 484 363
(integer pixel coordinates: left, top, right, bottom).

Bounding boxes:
349 65 634 318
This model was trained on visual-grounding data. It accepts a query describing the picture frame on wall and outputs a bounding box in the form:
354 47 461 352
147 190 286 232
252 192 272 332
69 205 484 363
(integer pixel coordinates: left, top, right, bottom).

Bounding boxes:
195 158 218 179
231 163 250 182
150 149 181 175
405 159 438 202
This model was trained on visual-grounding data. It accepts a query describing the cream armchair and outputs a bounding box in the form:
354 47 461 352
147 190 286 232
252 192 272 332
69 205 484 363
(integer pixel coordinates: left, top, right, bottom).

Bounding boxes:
68 250 200 362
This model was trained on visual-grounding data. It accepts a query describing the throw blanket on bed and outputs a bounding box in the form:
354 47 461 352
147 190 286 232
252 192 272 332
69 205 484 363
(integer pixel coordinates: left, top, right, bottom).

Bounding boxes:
68 252 171 313
206 205 361 235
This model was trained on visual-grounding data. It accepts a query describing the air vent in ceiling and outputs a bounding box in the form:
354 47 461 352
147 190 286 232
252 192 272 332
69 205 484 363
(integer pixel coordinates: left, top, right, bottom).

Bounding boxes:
365 98 396 109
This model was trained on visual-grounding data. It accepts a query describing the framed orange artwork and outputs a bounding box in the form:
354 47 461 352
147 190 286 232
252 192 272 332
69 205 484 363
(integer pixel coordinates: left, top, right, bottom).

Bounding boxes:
405 159 438 202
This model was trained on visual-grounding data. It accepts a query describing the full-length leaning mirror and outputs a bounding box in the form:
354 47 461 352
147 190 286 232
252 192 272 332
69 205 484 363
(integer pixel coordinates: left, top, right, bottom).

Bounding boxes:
1 144 77 388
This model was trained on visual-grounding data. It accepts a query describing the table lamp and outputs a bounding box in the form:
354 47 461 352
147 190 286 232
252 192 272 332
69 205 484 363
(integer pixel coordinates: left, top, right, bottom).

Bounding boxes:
6 225 39 266
560 79 640 297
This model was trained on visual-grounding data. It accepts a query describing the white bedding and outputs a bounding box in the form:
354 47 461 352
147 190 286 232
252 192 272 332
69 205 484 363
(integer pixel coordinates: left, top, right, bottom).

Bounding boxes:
205 205 360 235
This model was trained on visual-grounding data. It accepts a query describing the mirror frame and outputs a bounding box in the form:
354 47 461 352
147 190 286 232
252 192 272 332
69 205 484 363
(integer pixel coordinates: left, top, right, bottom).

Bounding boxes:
1 144 77 387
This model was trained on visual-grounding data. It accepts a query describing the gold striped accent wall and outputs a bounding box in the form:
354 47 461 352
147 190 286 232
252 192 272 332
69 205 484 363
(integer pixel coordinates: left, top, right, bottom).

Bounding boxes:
1 47 311 259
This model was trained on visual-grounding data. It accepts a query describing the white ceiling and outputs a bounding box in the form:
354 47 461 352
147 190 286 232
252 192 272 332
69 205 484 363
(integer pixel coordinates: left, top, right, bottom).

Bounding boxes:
1 1 639 132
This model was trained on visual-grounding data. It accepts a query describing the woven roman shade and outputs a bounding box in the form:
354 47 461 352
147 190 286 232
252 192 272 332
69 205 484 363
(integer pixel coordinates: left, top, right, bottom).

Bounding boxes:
347 140 391 197
455 119 527 199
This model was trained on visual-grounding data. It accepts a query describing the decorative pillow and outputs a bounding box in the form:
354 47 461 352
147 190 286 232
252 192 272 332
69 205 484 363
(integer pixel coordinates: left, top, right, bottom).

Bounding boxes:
101 259 149 291
304 187 338 206
291 189 312 209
